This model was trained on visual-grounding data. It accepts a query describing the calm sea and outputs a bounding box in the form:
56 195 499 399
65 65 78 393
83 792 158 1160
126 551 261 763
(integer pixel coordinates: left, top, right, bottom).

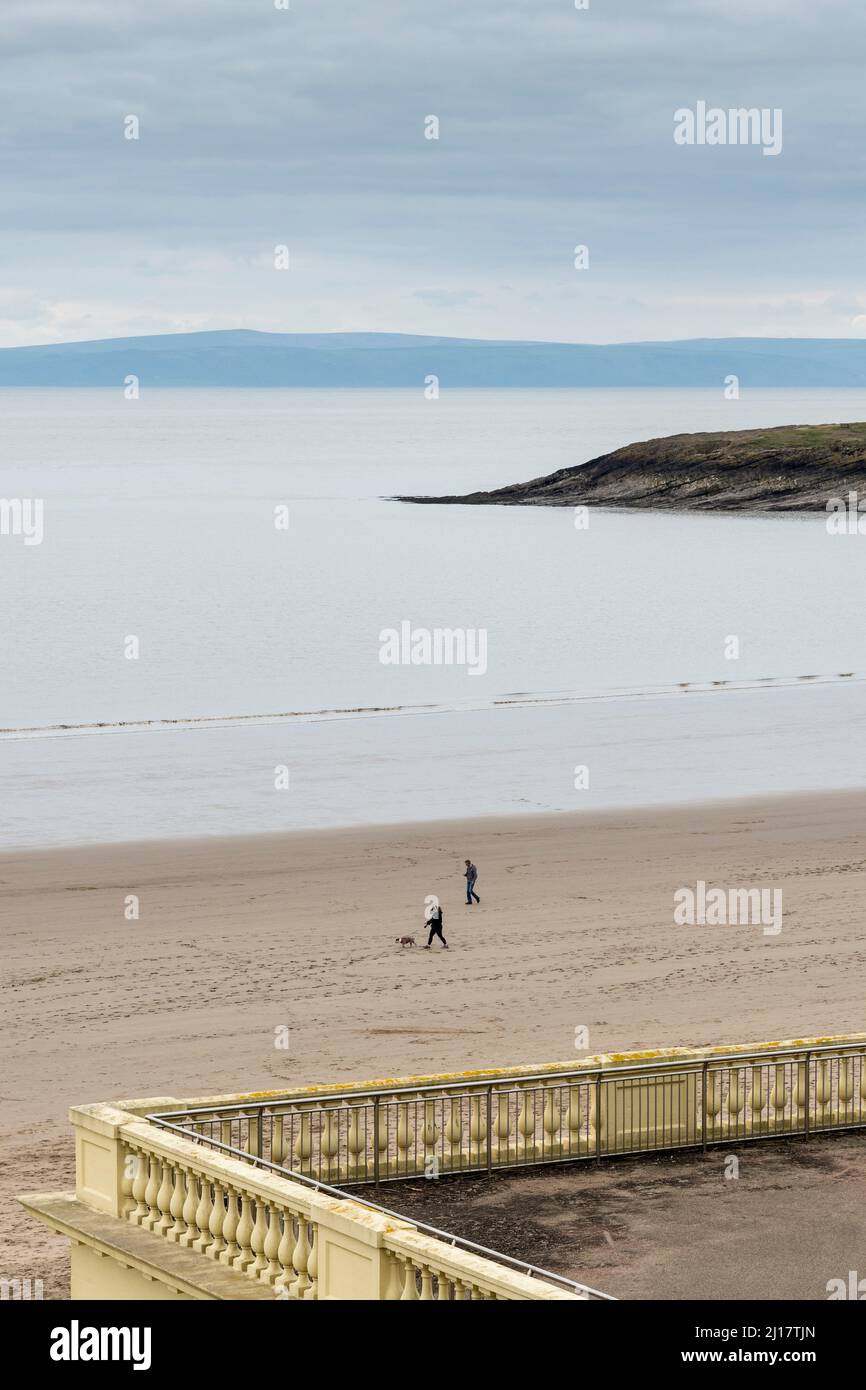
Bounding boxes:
3 387 866 846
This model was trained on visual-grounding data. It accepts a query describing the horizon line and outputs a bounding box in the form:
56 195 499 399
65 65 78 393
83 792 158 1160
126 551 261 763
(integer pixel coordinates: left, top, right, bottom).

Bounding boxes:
7 328 866 353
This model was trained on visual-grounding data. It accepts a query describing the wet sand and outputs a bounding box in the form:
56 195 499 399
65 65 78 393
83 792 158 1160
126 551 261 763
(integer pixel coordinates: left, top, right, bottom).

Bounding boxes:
2 789 866 1296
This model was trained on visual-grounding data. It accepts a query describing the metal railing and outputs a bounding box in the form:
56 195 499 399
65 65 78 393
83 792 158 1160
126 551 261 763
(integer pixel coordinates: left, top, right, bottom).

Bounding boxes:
147 1039 866 1189
144 1114 614 1300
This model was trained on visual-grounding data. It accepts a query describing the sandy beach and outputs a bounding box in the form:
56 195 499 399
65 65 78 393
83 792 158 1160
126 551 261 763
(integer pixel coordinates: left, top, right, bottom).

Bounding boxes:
3 789 866 1295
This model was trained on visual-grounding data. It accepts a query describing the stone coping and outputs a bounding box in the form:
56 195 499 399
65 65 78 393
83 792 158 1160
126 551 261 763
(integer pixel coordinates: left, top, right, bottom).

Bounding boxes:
111 1033 866 1117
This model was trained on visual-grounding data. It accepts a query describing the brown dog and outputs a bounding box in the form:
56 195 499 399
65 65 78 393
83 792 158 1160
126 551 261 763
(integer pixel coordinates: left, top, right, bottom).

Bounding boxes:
395 935 416 948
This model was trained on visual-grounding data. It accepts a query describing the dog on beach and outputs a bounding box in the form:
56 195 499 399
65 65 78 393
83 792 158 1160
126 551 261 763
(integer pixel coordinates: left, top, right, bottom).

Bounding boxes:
395 934 416 948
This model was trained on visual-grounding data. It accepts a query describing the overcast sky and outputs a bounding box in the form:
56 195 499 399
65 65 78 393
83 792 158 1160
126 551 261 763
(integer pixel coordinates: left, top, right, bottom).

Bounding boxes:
1 0 865 346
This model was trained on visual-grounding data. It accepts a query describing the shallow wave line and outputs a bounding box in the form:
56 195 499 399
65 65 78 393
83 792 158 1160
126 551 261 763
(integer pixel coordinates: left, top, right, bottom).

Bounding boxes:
0 671 861 742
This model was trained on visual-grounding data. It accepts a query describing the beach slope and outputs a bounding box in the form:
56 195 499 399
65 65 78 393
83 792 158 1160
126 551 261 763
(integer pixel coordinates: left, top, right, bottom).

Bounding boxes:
3 791 866 1294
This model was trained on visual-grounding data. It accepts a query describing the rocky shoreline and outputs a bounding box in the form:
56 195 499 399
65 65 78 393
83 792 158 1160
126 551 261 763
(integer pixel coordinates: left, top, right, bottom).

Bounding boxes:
399 421 866 512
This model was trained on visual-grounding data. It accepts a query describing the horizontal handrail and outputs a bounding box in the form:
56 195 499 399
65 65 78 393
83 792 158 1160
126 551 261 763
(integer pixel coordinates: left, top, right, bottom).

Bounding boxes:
146 1115 614 1300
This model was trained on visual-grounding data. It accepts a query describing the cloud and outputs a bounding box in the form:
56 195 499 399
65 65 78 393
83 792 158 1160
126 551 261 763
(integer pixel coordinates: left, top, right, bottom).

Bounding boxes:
0 0 864 344
413 290 481 309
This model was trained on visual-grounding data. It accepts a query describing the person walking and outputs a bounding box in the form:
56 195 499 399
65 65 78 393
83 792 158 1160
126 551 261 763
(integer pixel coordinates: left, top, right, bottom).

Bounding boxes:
424 902 448 949
464 859 480 905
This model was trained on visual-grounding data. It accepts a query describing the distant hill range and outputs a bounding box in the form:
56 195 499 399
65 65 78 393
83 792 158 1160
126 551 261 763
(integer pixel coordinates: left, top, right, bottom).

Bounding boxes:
401 423 866 513
6 330 866 387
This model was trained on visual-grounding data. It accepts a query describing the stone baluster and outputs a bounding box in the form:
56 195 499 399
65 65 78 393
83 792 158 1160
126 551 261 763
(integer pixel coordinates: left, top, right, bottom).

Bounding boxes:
468 1094 487 1165
306 1224 319 1300
815 1060 831 1125
221 1186 241 1266
400 1259 419 1300
377 1103 390 1178
396 1103 412 1173
517 1088 537 1160
179 1171 200 1248
247 1111 261 1159
445 1097 463 1169
262 1202 282 1284
233 1191 255 1272
794 1061 809 1128
167 1165 188 1242
276 1212 300 1295
436 1273 451 1301
207 1180 227 1259
727 1070 746 1134
419 1265 435 1300
290 1217 312 1298
589 1080 608 1153
383 1251 403 1300
193 1176 214 1254
423 1102 439 1172
142 1155 161 1231
347 1107 365 1179
319 1106 341 1180
293 1110 313 1174
771 1064 787 1128
543 1087 562 1156
838 1056 854 1121
495 1092 512 1162
567 1086 583 1153
750 1067 766 1132
274 1212 296 1295
120 1148 135 1219
272 1115 286 1167
129 1150 149 1225
704 1071 721 1137
155 1161 174 1235
246 1197 269 1279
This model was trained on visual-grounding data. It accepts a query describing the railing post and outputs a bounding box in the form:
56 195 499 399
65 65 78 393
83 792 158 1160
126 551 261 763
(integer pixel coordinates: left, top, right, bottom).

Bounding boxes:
701 1061 708 1152
486 1088 493 1174
373 1098 380 1186
594 1075 602 1161
804 1051 811 1139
